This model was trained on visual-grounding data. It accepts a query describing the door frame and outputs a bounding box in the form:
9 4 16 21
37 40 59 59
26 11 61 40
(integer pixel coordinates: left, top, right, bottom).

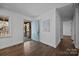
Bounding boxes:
24 21 31 39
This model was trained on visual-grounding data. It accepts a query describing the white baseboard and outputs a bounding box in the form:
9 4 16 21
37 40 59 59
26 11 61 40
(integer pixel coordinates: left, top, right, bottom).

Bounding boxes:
0 41 23 49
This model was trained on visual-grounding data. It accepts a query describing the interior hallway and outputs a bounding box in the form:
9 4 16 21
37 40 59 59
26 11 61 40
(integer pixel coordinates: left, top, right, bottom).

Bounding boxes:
0 3 79 56
0 39 78 56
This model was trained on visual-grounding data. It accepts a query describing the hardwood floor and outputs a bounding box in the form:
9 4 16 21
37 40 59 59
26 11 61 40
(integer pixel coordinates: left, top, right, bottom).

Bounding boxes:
0 41 56 56
57 39 75 50
0 40 78 56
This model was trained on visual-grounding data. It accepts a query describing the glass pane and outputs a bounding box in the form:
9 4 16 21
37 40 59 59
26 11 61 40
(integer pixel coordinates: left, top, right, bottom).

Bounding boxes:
0 16 9 37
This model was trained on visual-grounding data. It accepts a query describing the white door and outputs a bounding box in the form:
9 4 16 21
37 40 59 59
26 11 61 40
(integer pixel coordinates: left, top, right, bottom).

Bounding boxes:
31 20 39 41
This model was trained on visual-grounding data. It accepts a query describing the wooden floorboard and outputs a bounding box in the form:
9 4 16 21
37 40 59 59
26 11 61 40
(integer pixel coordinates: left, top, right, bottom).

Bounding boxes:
0 40 78 56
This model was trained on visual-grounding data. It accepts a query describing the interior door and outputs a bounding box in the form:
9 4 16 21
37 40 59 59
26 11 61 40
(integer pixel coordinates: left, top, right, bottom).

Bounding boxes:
31 20 39 41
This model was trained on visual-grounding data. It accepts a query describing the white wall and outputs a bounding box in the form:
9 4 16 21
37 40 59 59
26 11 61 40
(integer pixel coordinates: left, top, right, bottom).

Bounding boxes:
0 8 25 49
72 16 76 41
56 9 63 47
73 8 79 48
36 8 64 48
60 19 63 39
63 20 72 36
75 8 79 48
37 9 57 48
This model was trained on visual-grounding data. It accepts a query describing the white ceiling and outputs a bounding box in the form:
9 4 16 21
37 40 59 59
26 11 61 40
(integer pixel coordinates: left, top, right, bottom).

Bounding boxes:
57 4 75 20
0 3 70 17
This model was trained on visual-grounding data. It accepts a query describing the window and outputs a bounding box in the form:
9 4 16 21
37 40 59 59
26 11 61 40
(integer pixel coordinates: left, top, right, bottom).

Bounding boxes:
0 16 9 37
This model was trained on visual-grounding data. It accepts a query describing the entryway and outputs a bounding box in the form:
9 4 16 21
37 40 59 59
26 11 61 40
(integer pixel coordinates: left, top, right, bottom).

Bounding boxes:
24 20 31 42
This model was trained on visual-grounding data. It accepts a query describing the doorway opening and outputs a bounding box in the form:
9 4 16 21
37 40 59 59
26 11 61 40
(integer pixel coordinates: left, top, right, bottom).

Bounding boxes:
24 21 31 42
57 4 75 40
56 4 76 50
